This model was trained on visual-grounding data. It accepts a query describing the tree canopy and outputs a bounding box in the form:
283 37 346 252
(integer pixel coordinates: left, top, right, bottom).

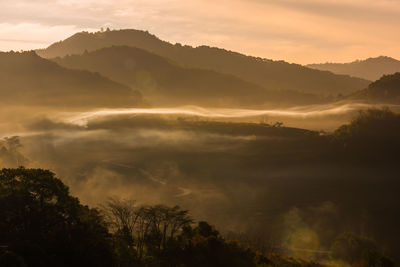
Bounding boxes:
0 167 330 267
0 167 114 267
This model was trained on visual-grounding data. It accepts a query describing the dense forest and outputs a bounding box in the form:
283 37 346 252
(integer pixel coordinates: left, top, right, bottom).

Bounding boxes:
0 167 394 267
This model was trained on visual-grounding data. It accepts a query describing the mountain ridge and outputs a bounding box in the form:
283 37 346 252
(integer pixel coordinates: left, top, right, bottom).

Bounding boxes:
0 50 142 107
37 29 370 96
52 45 324 107
347 72 400 104
308 56 400 81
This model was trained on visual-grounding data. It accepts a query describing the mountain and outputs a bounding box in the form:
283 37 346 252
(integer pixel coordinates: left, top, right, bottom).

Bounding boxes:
37 29 370 96
349 72 400 104
0 51 142 107
52 46 323 107
308 56 400 81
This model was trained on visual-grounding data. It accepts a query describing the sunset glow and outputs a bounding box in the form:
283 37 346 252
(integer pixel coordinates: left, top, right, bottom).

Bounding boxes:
1 0 399 63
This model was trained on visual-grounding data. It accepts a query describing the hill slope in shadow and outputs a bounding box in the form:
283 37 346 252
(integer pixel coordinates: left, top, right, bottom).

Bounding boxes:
53 46 324 107
0 51 142 108
37 29 370 96
348 72 400 104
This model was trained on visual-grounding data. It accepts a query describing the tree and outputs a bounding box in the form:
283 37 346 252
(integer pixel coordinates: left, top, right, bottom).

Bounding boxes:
177 221 257 267
2 168 367 267
0 167 114 267
103 199 193 264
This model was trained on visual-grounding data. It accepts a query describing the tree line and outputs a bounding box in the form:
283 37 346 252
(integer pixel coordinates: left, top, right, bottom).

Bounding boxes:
0 167 394 266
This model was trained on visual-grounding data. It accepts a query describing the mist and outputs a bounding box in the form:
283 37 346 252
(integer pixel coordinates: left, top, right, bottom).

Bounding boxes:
1 21 400 266
1 102 399 263
50 102 400 131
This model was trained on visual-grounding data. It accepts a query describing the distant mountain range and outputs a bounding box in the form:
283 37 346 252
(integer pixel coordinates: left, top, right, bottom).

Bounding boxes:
6 29 399 108
0 51 142 107
52 46 323 107
308 56 400 81
37 29 369 96
349 72 400 104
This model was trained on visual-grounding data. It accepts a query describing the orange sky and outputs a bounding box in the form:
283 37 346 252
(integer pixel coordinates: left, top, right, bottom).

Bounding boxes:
0 0 399 64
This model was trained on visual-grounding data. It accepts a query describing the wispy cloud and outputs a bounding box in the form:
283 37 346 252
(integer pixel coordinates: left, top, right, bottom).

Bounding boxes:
0 0 399 63
0 23 97 50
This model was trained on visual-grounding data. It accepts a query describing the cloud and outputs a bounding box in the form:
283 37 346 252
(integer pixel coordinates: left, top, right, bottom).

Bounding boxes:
0 0 399 63
0 23 97 51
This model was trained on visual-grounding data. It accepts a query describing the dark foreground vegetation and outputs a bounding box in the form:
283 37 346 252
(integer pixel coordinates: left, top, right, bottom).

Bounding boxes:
0 109 398 267
0 167 394 267
0 167 317 267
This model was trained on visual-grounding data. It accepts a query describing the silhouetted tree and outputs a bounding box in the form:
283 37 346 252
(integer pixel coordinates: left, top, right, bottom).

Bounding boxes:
0 167 114 267
103 199 193 264
2 168 379 267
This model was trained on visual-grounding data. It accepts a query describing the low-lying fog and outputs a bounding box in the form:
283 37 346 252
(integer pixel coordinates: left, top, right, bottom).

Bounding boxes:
48 102 400 130
1 102 400 260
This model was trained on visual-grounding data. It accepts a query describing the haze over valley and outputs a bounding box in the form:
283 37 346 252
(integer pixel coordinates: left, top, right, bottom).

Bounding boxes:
1 3 400 265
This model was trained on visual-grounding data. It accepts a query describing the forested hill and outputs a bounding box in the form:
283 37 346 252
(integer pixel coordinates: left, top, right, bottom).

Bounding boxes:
0 51 142 107
348 72 400 104
37 29 370 96
308 56 400 81
53 46 323 107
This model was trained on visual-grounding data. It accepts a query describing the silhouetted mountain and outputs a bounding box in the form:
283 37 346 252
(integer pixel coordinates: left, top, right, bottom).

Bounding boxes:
349 72 400 104
53 46 323 107
37 29 369 96
308 56 400 81
0 51 142 107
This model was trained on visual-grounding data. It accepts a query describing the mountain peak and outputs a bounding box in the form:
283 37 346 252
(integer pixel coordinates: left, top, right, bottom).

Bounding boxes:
37 28 369 96
363 56 398 63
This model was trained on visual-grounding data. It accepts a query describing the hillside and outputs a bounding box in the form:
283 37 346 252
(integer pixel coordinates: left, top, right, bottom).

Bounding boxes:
0 51 142 107
37 29 370 96
349 72 400 104
308 56 400 81
53 46 323 107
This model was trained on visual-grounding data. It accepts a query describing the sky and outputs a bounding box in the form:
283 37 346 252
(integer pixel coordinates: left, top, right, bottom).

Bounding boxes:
0 0 399 64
